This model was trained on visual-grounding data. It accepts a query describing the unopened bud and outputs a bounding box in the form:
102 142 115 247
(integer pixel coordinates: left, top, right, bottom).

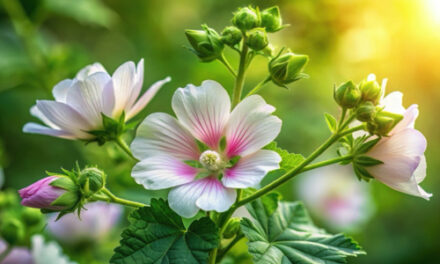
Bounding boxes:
185 25 224 62
368 111 403 136
246 28 268 51
261 6 283 32
232 7 259 31
221 26 242 47
223 217 241 239
269 51 309 87
78 167 105 197
0 219 25 245
334 81 361 109
356 101 376 122
360 77 382 105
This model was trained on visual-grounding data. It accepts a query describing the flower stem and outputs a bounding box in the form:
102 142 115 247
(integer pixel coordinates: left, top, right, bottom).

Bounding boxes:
218 54 237 77
114 136 137 161
301 155 353 172
245 76 271 97
231 36 249 108
97 188 147 208
0 244 12 263
217 234 245 262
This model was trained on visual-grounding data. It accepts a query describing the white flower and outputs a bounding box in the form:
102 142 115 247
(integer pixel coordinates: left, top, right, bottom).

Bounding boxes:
131 80 282 217
31 235 76 264
23 59 170 140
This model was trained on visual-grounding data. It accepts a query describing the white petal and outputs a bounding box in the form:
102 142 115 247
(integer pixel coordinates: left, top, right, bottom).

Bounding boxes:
391 104 419 134
225 95 281 157
30 105 59 129
131 113 199 160
172 80 230 149
52 79 73 103
23 123 75 139
168 181 206 218
367 73 376 81
126 76 171 120
36 100 93 139
112 61 136 117
125 59 145 111
75 62 107 80
196 178 236 213
223 150 281 188
132 155 197 190
381 91 405 115
66 72 113 128
414 155 427 184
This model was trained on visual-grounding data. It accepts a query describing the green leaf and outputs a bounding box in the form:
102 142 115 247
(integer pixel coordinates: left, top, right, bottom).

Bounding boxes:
241 198 365 264
263 142 305 184
111 199 219 264
356 138 380 154
354 155 383 166
324 113 338 132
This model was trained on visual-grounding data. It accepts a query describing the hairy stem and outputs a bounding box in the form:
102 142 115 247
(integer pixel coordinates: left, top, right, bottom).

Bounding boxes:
231 36 249 108
97 188 147 208
114 136 137 161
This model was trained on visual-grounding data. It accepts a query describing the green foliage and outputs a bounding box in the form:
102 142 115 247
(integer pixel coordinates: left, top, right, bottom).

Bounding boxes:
111 199 219 264
263 142 305 183
324 113 337 133
240 195 365 264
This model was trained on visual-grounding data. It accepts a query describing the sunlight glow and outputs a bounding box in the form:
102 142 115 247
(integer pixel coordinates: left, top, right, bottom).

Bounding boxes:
425 0 440 25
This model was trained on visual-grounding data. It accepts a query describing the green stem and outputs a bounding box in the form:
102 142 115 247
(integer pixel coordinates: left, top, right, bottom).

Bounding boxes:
231 36 249 108
245 76 271 97
338 108 347 129
218 54 237 77
0 244 12 263
114 136 137 160
217 234 245 262
301 155 353 173
97 188 147 208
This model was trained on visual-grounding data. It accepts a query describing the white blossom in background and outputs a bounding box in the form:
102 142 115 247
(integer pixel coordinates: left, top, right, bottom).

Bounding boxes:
131 80 282 217
47 202 122 244
297 165 374 231
23 59 170 140
31 235 76 264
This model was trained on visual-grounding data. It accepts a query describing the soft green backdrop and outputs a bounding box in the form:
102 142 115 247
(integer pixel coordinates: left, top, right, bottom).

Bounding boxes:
0 0 438 263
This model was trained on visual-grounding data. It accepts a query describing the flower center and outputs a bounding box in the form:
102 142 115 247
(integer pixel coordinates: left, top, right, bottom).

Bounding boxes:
199 150 223 171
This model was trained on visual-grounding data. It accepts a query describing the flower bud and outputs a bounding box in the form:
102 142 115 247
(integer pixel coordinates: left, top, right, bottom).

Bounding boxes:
334 81 361 109
261 6 283 32
246 28 268 51
269 51 309 87
0 219 24 245
223 217 241 239
232 7 259 31
360 78 382 105
185 25 224 62
356 101 376 122
18 176 79 211
78 167 105 197
367 111 403 136
221 26 242 47
21 207 43 226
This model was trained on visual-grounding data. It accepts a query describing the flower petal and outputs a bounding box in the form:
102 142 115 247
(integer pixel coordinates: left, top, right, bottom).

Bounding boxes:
382 91 405 115
52 79 73 103
392 104 419 134
126 76 171 120
23 123 75 139
112 61 136 117
36 100 93 139
168 177 236 218
172 80 230 149
225 95 281 157
222 150 281 188
125 59 144 111
132 155 197 190
131 113 199 160
66 72 113 128
76 62 107 80
30 105 59 129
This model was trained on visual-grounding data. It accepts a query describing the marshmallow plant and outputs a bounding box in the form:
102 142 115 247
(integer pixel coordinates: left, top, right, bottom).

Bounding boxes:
13 5 431 264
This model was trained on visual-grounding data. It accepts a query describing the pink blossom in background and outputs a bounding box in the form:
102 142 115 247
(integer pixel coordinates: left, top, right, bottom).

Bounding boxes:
0 240 33 264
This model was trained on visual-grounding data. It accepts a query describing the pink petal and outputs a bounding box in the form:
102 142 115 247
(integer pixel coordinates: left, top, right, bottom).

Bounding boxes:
172 80 230 149
225 95 281 157
132 155 197 190
130 113 199 160
223 150 281 188
126 76 171 120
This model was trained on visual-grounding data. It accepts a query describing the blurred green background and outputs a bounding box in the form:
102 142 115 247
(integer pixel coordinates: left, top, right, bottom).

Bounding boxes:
0 0 439 263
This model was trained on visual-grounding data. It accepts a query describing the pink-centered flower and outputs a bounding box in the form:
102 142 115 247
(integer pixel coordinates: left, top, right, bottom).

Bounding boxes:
364 90 431 200
18 176 66 210
131 80 282 217
23 59 170 140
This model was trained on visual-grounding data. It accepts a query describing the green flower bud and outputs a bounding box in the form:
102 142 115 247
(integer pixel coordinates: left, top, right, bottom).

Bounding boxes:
356 101 376 122
360 79 382 105
185 25 224 62
221 26 242 47
367 111 403 136
262 44 275 57
261 6 283 32
246 28 268 51
232 7 259 31
78 167 105 197
21 207 43 226
0 218 25 245
334 81 361 109
269 51 309 87
223 217 241 239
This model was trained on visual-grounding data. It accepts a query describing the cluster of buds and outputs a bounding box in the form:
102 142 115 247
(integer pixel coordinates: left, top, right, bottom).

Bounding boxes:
185 25 224 62
334 75 403 136
269 49 309 88
17 165 106 218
